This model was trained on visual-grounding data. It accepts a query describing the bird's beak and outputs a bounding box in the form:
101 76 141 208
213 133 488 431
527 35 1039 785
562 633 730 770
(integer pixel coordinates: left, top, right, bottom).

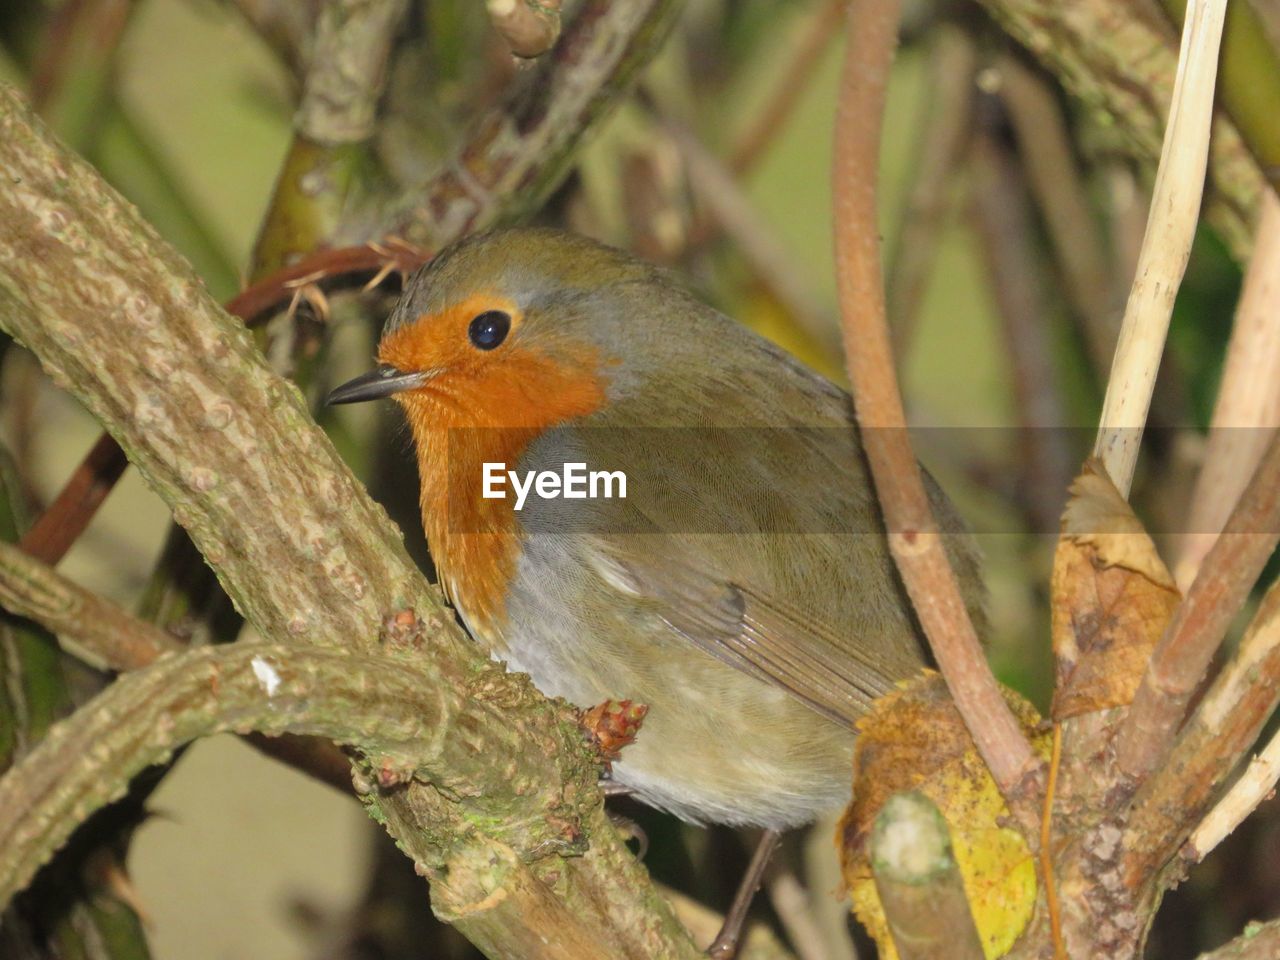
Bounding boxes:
326 365 431 405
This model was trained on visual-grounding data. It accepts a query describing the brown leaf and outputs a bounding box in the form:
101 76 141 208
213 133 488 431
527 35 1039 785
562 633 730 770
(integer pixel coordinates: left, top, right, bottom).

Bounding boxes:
1051 459 1180 720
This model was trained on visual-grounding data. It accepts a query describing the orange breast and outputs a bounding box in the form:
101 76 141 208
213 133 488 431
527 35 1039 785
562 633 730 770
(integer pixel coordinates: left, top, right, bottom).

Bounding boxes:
379 309 608 638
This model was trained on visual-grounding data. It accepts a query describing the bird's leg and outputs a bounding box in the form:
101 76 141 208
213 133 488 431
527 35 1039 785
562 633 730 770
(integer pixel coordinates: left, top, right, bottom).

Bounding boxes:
598 779 636 798
707 828 783 959
606 810 650 860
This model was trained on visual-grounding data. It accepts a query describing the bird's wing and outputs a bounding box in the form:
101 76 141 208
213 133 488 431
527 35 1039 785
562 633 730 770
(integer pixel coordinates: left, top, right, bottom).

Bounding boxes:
514 338 979 731
583 534 918 729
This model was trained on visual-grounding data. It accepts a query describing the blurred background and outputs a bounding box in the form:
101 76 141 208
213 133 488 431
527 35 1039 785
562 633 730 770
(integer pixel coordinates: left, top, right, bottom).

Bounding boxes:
0 0 1266 957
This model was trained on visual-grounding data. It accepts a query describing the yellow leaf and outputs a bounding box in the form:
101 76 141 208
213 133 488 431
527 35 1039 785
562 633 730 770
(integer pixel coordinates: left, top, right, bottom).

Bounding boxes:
838 673 1049 960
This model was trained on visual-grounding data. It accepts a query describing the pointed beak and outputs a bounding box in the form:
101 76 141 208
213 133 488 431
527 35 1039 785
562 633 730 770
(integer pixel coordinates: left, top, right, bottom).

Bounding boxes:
325 365 431 406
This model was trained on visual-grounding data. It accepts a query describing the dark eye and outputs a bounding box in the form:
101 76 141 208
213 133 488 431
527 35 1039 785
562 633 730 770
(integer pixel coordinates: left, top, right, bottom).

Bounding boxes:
468 310 511 350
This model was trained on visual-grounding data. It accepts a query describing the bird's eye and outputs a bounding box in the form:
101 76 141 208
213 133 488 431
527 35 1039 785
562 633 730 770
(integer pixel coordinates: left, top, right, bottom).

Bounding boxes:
468 310 511 351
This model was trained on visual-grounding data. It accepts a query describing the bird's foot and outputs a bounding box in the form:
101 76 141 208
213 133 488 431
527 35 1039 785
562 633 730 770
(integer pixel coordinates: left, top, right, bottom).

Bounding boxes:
606 811 649 861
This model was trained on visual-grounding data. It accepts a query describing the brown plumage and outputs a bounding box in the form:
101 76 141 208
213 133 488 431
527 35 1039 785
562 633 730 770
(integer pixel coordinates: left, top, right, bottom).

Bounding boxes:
329 228 983 827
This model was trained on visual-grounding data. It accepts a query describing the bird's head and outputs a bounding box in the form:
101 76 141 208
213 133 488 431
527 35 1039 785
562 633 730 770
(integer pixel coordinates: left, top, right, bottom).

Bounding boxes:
327 228 672 430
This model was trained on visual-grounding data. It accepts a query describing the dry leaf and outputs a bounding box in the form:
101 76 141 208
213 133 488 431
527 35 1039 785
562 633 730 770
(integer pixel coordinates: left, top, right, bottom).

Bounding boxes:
838 673 1048 960
1051 459 1180 720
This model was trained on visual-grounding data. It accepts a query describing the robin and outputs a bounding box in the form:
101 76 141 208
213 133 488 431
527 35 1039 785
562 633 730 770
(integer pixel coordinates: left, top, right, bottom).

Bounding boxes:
328 227 982 941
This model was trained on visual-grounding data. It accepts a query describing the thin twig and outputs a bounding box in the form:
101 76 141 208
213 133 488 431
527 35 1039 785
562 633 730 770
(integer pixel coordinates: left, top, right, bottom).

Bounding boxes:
766 864 837 960
1041 724 1066 960
727 0 845 178
886 25 977 356
996 51 1118 377
802 813 860 960
1186 721 1280 861
832 0 1041 823
1092 0 1229 497
969 115 1074 535
663 114 841 360
17 431 127 565
1115 432 1280 782
1174 191 1280 590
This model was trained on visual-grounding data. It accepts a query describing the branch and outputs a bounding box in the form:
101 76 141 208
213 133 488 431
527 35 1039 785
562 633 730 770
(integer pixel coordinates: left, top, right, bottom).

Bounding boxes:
1194 920 1280 960
1115 431 1280 781
885 24 976 356
661 113 841 360
0 639 552 911
297 0 406 144
870 792 984 960
1174 191 1280 590
974 0 1266 261
831 0 1041 823
969 115 1074 535
726 0 845 178
487 0 562 59
17 431 127 564
1186 717 1280 860
358 0 681 245
250 0 409 275
0 85 699 959
1124 579 1280 877
996 51 1118 378
1092 0 1228 497
0 540 183 670
0 537 352 792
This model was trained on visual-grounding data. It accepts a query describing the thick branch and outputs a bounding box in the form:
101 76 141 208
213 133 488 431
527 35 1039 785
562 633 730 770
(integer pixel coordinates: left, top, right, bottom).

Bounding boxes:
298 0 407 144
870 792 984 960
0 640 568 911
0 85 699 959
0 537 354 791
831 0 1041 822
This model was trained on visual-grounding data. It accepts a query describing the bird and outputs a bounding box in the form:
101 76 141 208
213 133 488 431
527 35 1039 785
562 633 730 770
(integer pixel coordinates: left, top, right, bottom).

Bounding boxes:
328 227 983 832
